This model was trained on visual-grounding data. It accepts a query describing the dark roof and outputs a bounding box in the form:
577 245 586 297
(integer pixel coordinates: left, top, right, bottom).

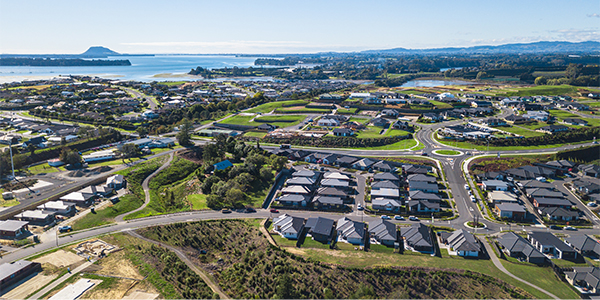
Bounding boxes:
409 181 439 192
317 187 348 197
529 231 576 252
566 235 600 253
333 128 353 134
407 174 436 182
369 219 397 242
372 160 394 171
408 190 441 201
519 180 554 189
0 260 40 283
526 188 563 198
539 207 579 218
371 180 400 189
495 203 527 212
498 232 545 259
373 172 400 181
305 217 335 236
401 223 433 248
533 197 572 206
312 196 344 205
335 156 359 165
447 229 481 252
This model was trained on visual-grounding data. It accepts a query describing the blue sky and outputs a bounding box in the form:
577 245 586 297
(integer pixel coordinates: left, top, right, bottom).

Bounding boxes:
1 0 598 54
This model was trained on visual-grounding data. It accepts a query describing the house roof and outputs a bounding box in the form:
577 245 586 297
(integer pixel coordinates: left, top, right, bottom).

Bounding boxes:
0 220 28 231
17 210 54 219
60 192 94 202
371 180 399 189
482 180 509 188
371 188 400 198
408 200 440 210
498 232 545 259
372 160 394 171
335 156 359 165
213 160 234 171
527 188 563 198
278 194 308 203
407 174 436 182
373 172 399 181
408 190 441 201
286 177 315 185
0 260 39 283
529 231 576 253
401 223 433 248
533 197 572 206
337 217 366 240
539 207 579 218
518 180 554 189
353 158 376 168
323 172 350 181
281 185 312 194
369 219 397 242
409 181 439 192
312 196 343 205
280 217 305 235
565 235 600 253
292 169 317 178
321 178 349 187
372 198 402 207
305 217 335 236
447 229 481 252
495 203 527 212
317 187 348 197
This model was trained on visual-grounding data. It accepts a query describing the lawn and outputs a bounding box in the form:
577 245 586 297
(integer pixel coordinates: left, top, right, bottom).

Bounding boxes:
274 107 331 113
245 100 308 113
355 138 418 150
493 85 580 97
428 100 453 109
348 116 371 124
382 129 412 137
337 107 358 114
500 260 579 299
187 194 208 210
70 194 144 231
497 126 545 137
549 110 600 127
290 246 552 299
434 133 592 151
27 164 61 175
435 149 461 155
356 126 385 138
0 199 19 207
220 115 255 126
156 81 186 86
243 131 267 138
253 114 307 127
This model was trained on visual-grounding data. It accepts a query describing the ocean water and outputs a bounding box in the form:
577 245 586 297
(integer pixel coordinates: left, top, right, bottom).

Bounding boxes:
0 55 262 83
400 79 473 87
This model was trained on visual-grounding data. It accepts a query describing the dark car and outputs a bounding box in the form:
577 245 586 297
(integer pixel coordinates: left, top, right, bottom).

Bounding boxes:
245 207 256 213
270 209 279 213
549 225 562 230
421 152 428 156
221 208 232 214
58 225 72 233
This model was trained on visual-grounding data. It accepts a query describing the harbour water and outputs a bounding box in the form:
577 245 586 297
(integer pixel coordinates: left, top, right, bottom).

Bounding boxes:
0 55 260 83
400 79 473 87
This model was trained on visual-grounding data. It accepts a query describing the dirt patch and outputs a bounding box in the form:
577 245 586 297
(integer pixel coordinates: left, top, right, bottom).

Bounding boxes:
122 291 160 299
3 179 38 191
81 278 134 300
178 148 203 164
73 239 117 257
67 166 114 178
33 249 84 267
94 251 144 280
2 273 56 299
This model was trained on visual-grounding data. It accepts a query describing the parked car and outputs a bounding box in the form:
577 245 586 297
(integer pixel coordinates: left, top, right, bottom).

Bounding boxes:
549 225 562 230
58 225 72 233
381 215 391 220
357 204 364 210
270 209 279 213
245 207 256 213
587 202 597 207
394 215 405 220
408 216 419 221
564 226 577 231
464 184 470 190
221 208 232 214
470 195 476 202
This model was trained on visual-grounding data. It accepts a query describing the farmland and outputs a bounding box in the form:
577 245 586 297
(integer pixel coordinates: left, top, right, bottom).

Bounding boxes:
245 100 308 113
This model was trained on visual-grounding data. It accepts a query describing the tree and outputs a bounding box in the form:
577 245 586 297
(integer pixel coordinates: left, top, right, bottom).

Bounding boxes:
59 148 82 165
27 143 36 155
260 166 273 182
136 126 148 137
225 188 244 207
534 76 547 85
120 143 140 162
176 118 193 146
275 274 295 299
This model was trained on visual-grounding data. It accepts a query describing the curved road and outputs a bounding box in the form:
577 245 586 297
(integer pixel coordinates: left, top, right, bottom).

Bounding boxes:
115 152 175 222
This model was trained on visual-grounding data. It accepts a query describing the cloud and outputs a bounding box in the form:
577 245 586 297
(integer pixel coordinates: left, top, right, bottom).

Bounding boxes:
549 28 600 42
587 13 600 18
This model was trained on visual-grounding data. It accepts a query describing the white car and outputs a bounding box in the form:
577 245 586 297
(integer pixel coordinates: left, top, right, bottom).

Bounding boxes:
394 215 405 221
587 202 597 207
464 184 470 190
357 204 364 210
470 195 476 202
381 215 391 220
408 216 419 221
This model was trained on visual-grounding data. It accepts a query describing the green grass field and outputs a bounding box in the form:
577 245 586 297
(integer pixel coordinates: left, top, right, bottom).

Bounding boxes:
434 133 591 151
435 149 461 155
71 194 143 231
356 126 385 138
245 100 308 113
496 125 545 137
243 131 267 138
348 116 371 124
220 115 255 126
493 85 580 97
382 129 411 137
355 138 418 150
254 115 306 123
274 107 331 113
187 194 208 210
337 107 358 114
428 100 453 109
500 260 579 299
156 81 186 86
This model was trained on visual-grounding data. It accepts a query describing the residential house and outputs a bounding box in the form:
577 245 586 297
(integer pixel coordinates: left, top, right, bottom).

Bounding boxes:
321 178 350 189
305 217 335 243
402 164 432 175
281 185 312 195
408 190 442 202
392 120 413 132
370 117 389 127
495 203 527 220
106 174 126 189
381 109 399 118
528 231 578 260
213 160 233 172
60 192 94 207
476 171 506 182
372 198 402 212
481 118 507 126
544 160 577 172
257 123 277 131
568 103 589 111
277 194 309 206
292 170 321 181
272 214 305 239
401 223 434 254
15 210 55 226
369 219 398 247
352 158 376 170
304 153 337 165
0 260 42 293
482 180 509 191
407 200 440 213
371 180 399 190
333 128 353 137
537 125 570 134
561 118 588 126
323 172 350 181
504 115 533 125
565 235 600 259
317 187 350 203
408 181 439 193
0 220 28 239
285 177 315 187
442 229 481 257
421 113 442 122
79 185 113 197
497 232 546 264
522 110 549 122
334 156 359 167
373 172 400 182
518 179 554 190
37 201 76 216
317 117 341 127
564 267 600 294
579 164 600 178
312 196 344 209
539 207 579 221
371 188 400 200
407 174 436 183
336 217 366 245
488 191 519 204
372 160 394 173
532 197 572 209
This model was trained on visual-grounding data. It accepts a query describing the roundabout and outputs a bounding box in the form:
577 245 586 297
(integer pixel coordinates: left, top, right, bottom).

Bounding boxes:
433 149 463 156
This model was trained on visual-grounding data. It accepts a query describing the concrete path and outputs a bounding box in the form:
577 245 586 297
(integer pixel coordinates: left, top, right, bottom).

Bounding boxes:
116 152 174 222
125 230 229 299
478 236 558 300
259 218 277 247
28 260 94 300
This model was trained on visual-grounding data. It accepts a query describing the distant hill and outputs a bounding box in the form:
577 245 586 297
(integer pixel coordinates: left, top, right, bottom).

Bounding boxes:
80 46 120 57
361 41 600 55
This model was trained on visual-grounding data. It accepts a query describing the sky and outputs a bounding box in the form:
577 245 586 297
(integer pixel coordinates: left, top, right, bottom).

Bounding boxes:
0 0 598 54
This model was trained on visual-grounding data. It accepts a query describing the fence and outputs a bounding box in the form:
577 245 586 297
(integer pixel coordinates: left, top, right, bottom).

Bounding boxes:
261 168 291 209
